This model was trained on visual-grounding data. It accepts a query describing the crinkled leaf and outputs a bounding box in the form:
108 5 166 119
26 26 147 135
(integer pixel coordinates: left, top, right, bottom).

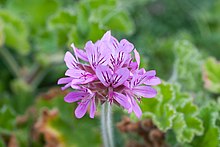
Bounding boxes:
154 104 175 131
172 40 203 91
173 101 203 143
137 82 204 144
203 57 220 94
190 100 220 147
140 83 176 131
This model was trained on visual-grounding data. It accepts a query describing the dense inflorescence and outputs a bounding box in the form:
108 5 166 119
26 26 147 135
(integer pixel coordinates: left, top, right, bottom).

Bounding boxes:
58 31 160 118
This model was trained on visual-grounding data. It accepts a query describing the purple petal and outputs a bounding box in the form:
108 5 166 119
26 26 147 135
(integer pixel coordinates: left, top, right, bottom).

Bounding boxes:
129 62 138 71
140 70 157 84
71 43 88 62
65 69 89 78
64 91 87 103
130 75 138 88
85 41 97 69
133 86 157 98
82 76 97 84
75 100 90 118
129 96 142 118
89 98 96 118
113 92 130 109
64 51 78 69
95 65 112 87
57 77 72 84
70 76 96 85
71 84 81 90
105 36 119 52
61 83 71 90
138 68 146 75
71 78 85 85
97 42 111 65
85 40 111 68
144 77 161 86
58 77 73 90
101 30 111 41
112 68 130 88
119 39 134 53
134 49 140 67
144 70 156 77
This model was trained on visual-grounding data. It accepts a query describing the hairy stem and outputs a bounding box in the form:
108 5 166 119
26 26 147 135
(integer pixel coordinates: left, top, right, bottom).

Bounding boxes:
107 103 114 147
101 102 114 147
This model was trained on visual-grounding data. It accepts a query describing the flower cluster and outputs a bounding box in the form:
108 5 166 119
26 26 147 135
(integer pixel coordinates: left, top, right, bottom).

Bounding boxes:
58 31 161 118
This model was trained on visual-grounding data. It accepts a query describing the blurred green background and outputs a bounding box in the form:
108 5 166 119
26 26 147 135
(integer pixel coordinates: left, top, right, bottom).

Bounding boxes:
0 0 220 146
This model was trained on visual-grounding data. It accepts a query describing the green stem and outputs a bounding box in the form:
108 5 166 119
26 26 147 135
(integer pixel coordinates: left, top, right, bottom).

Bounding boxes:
0 47 20 77
107 103 114 147
101 102 114 147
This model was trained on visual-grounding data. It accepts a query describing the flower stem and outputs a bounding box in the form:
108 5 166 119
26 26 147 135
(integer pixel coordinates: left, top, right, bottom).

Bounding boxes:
101 102 114 147
107 103 114 147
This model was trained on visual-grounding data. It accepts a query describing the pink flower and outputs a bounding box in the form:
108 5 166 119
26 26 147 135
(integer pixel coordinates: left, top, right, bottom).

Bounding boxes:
58 31 161 118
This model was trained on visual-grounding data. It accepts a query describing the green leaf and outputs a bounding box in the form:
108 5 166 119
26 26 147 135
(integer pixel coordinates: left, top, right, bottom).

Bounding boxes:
0 10 30 55
203 57 220 94
172 40 203 91
88 23 106 42
10 79 34 114
6 0 59 33
91 6 135 35
48 9 77 47
190 100 220 147
68 26 85 48
0 105 16 134
14 125 31 146
86 0 116 9
138 82 204 144
102 10 135 35
76 2 90 37
34 30 58 53
49 10 76 28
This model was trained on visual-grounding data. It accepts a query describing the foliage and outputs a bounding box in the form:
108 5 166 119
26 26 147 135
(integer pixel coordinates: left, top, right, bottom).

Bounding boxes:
189 99 220 147
135 82 204 144
0 106 16 134
203 57 220 94
0 10 29 55
172 40 203 92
